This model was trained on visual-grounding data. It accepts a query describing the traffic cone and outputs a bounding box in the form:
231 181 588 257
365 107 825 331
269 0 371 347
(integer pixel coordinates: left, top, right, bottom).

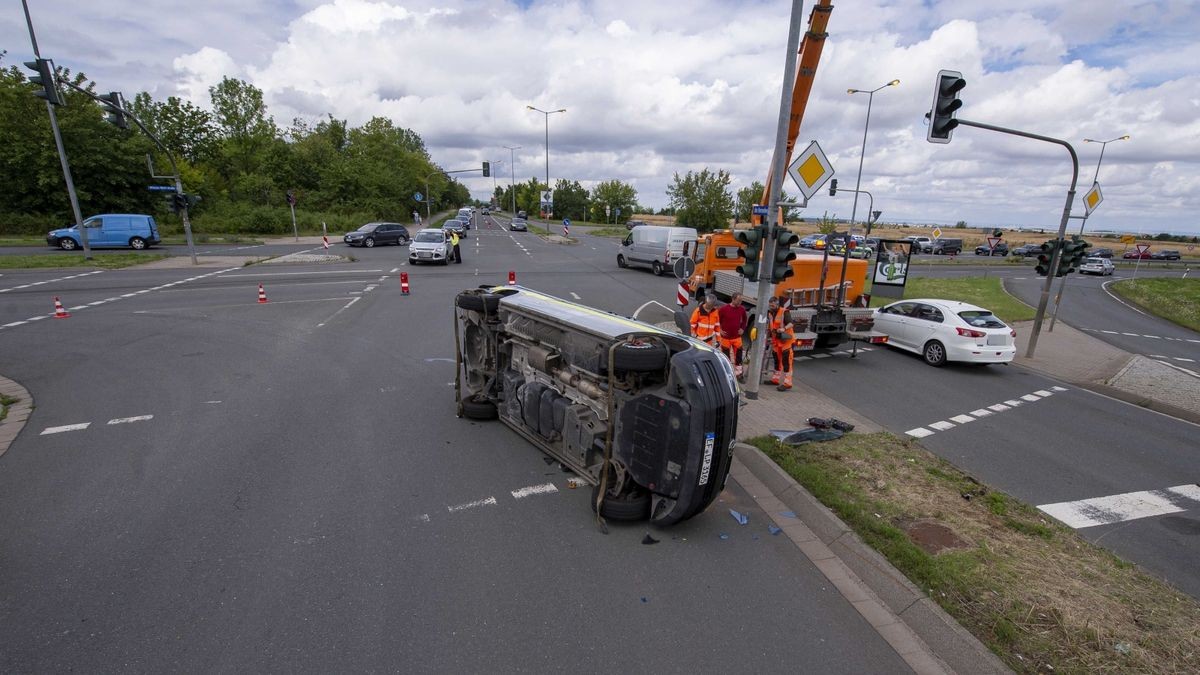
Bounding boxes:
53 296 70 319
257 283 268 303
508 270 516 286
400 272 410 295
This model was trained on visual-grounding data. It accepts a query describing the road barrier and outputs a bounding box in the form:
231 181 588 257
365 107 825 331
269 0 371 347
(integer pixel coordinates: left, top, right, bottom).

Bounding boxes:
676 281 689 307
401 272 410 295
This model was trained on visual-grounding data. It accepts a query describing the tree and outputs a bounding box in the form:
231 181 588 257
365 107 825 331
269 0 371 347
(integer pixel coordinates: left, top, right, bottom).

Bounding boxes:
552 179 589 221
734 181 765 223
127 92 216 163
589 179 637 223
666 168 733 232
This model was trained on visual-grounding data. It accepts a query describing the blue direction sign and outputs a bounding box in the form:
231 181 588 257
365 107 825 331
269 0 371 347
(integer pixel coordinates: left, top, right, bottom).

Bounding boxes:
414 192 424 202
148 185 177 192
752 204 769 216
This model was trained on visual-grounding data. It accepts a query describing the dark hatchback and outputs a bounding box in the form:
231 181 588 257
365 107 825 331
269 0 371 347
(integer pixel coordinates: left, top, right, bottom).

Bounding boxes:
344 222 410 248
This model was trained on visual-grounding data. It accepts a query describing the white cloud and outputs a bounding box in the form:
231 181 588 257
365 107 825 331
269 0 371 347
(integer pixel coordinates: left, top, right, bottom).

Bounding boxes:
172 47 241 103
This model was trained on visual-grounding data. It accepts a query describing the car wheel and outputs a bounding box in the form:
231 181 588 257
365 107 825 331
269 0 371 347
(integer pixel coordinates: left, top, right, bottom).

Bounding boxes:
364 237 375 248
455 291 501 313
652 260 664 276
129 237 146 250
617 254 627 269
59 238 77 251
591 480 651 521
923 340 947 367
460 394 498 421
399 236 409 246
610 339 669 373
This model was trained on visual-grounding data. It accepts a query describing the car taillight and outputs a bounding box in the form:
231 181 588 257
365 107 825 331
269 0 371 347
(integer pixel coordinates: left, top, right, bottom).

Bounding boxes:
956 327 986 338
1010 329 1017 338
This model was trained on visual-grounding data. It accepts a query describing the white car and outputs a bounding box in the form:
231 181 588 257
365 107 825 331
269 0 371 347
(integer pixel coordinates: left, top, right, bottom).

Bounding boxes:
408 228 453 265
873 299 1016 366
1079 257 1115 276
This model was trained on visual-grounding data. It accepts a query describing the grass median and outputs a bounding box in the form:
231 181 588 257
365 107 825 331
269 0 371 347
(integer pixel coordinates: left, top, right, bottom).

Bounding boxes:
0 394 17 422
1108 278 1200 332
0 253 169 270
870 276 1036 323
751 432 1200 673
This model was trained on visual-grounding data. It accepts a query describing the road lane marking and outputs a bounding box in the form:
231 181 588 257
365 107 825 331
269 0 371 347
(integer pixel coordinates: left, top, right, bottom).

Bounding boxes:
511 483 559 499
988 404 1010 412
1004 399 1023 407
0 270 103 294
447 496 498 513
1021 394 1042 402
41 423 91 435
1034 390 1053 397
570 292 581 300
928 421 956 431
1052 386 1068 391
906 427 935 438
1038 484 1200 529
969 408 992 417
107 415 154 425
949 414 975 424
220 270 384 278
315 297 361 328
909 387 1067 439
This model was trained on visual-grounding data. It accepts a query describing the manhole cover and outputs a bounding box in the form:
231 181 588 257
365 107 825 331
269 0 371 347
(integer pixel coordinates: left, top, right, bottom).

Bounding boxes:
904 520 970 555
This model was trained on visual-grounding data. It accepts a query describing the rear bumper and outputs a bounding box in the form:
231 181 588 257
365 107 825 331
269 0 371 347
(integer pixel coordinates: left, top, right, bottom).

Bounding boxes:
946 342 1015 363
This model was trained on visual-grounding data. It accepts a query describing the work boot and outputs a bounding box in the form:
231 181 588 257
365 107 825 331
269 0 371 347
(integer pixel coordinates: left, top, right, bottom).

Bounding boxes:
770 370 780 385
778 374 792 391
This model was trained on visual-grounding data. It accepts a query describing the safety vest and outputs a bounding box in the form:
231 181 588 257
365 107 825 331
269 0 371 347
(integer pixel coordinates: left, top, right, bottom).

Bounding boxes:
690 306 720 344
769 307 795 347
450 232 460 246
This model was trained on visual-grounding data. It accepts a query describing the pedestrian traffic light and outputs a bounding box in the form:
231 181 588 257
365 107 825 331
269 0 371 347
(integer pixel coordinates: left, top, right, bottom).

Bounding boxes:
482 161 490 177
927 69 965 144
23 58 64 106
1034 240 1058 277
735 227 764 281
772 228 799 283
97 92 128 129
829 178 838 196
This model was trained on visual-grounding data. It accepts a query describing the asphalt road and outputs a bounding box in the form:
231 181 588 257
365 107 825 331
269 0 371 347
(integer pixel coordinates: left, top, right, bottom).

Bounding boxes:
0 216 909 672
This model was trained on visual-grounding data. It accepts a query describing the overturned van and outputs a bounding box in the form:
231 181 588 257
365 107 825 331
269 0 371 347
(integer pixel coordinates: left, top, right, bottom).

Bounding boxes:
454 286 739 526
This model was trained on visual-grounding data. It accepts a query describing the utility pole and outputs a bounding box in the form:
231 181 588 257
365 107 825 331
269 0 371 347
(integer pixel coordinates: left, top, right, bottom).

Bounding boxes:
503 145 521 214
744 0 804 400
21 0 90 260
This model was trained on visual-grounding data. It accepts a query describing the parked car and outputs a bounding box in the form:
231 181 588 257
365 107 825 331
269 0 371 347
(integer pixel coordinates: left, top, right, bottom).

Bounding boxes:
1079 257 1115 275
905 236 933 252
928 238 963 255
799 234 821 249
510 218 528 232
453 285 737 525
1123 250 1152 260
618 225 699 275
408 228 453 265
343 222 410 248
1089 247 1114 258
974 242 1009 256
625 219 648 231
442 219 468 238
47 214 161 251
872 299 1016 367
1010 244 1043 257
1151 249 1181 260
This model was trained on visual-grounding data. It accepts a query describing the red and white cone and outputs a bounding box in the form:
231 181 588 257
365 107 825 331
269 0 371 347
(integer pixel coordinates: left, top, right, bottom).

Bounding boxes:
400 272 410 295
676 281 689 308
257 283 268 304
322 234 330 250
508 270 516 286
53 296 70 319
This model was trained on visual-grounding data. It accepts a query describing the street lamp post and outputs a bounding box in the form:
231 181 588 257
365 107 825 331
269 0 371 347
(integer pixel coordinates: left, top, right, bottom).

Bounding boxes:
846 79 899 236
526 105 565 213
503 145 521 215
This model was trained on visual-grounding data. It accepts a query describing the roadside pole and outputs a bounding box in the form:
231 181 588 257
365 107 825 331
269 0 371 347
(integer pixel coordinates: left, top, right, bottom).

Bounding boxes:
288 190 299 242
744 0 804 400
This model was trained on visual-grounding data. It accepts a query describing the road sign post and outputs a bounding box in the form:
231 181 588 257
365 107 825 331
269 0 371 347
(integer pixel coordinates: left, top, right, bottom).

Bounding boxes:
287 190 298 242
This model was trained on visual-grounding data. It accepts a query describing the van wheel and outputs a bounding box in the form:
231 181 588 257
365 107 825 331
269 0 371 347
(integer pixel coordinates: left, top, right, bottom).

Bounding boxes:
59 238 77 251
455 291 501 313
617 254 627 268
923 340 947 367
591 480 651 521
461 394 498 420
652 261 664 276
612 340 669 373
129 237 146 250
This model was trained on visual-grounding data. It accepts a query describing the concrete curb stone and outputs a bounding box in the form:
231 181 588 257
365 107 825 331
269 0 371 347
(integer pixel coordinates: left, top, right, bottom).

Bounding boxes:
0 375 33 460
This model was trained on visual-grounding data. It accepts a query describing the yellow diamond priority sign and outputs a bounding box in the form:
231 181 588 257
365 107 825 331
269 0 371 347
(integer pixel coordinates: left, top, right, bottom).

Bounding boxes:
788 140 835 200
1083 183 1103 216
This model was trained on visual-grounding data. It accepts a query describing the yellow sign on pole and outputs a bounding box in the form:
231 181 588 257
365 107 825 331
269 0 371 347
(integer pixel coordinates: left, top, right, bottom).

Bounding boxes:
931 227 943 239
787 140 835 200
1083 183 1103 216
1120 234 1136 244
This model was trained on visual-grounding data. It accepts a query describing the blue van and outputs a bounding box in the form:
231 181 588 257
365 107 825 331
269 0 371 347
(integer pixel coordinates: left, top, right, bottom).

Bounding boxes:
47 214 161 251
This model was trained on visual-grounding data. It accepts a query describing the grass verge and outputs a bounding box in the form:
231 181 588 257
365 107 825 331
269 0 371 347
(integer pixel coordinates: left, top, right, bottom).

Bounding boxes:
0 237 48 247
0 253 169 270
0 394 17 422
160 234 264 245
869 276 1035 323
750 433 1200 673
1108 278 1200 332
585 227 628 238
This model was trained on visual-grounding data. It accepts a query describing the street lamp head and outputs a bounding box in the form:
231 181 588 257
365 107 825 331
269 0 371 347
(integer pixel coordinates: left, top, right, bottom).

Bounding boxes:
847 88 859 94
1119 135 1131 141
555 108 566 113
526 105 536 111
887 79 900 87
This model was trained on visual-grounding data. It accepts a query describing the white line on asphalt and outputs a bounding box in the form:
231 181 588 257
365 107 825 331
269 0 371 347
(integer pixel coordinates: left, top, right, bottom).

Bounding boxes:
949 414 976 424
1034 390 1053 397
3 321 26 328
928 420 956 431
569 292 581 300
1143 334 1161 339
511 483 559 499
220 270 384 278
316 296 361 328
1021 394 1042 402
969 408 992 417
0 270 103 294
1102 330 1118 334
906 427 935 438
988 404 1010 412
811 353 831 359
796 355 812 361
1052 386 1068 392
41 423 90 435
1004 399 1023 407
390 267 400 273
1038 484 1200 529
1101 279 1148 317
1122 332 1138 336
447 496 498 513
1155 361 1200 379
860 347 873 351
107 415 153 425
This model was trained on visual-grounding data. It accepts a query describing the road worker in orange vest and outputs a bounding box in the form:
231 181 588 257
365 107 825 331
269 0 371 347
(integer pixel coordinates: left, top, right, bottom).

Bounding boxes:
768 296 795 390
690 294 721 347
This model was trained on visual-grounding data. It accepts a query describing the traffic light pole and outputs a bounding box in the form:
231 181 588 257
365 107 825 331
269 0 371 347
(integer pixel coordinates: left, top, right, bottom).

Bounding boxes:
744 0 804 400
22 0 91 260
956 119 1079 359
1047 214 1089 331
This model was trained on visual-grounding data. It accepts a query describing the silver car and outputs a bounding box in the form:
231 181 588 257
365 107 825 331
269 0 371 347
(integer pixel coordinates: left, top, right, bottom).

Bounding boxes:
1079 257 1115 275
409 228 452 265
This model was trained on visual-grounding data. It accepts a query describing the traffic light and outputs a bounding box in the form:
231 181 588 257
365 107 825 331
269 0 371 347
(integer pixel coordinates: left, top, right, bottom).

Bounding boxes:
97 92 128 129
927 69 965 144
1034 240 1058 277
1058 235 1091 276
734 227 764 281
829 178 838 196
482 161 490 177
993 229 1003 239
772 228 799 283
23 58 64 106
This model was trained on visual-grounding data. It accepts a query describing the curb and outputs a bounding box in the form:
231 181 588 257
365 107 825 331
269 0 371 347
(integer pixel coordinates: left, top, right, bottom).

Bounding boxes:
732 442 1010 675
0 375 34 460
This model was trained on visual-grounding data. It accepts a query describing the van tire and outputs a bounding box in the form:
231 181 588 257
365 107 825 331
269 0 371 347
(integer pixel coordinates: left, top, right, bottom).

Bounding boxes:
652 261 664 276
59 238 77 251
612 340 669 373
591 483 651 521
129 237 146 250
461 394 498 420
456 291 501 313
617 254 627 268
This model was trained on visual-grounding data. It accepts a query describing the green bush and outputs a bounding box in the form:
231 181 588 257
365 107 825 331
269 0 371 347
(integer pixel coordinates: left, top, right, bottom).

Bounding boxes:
0 212 68 235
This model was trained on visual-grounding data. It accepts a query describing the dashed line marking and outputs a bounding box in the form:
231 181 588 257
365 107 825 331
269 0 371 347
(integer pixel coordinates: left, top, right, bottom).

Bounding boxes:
107 415 153 425
811 353 831 359
1004 399 1023 407
949 414 976 424
570 292 581 300
906 427 935 439
511 483 559 499
1038 484 1200 529
1021 394 1042 402
0 270 103 294
41 423 91 435
1051 386 1068 392
928 420 957 431
447 496 498 513
970 408 993 417
908 387 1067 440
988 404 1010 412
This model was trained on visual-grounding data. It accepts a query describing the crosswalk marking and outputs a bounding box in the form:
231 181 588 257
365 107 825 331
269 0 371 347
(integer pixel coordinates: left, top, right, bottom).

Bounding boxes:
1039 484 1200 529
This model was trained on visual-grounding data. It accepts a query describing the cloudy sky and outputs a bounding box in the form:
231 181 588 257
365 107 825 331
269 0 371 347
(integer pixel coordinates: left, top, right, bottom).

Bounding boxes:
4 0 1199 234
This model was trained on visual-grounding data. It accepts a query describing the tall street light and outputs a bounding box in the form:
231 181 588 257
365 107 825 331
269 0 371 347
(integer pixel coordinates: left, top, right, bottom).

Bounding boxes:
846 79 899 235
1083 135 1130 185
503 145 521 215
526 105 566 211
